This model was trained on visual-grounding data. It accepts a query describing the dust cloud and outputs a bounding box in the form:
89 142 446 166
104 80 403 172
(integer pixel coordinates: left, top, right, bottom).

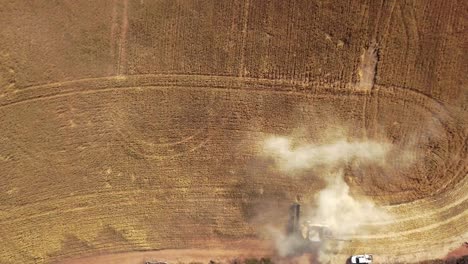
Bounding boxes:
308 170 390 236
261 135 395 261
263 137 390 173
267 226 310 257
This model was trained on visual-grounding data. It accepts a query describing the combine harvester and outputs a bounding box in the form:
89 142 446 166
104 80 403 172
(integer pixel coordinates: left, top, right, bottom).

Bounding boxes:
286 203 346 254
286 203 372 263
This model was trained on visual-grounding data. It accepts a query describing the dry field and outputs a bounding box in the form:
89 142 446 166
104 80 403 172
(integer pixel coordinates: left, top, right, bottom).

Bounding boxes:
0 0 466 263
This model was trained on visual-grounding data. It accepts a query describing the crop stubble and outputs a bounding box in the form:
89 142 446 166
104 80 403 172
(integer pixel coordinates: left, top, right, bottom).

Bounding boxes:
0 0 466 263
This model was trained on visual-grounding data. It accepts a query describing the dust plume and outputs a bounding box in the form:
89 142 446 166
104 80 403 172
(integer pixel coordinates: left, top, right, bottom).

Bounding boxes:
307 170 390 236
263 136 391 173
267 226 311 257
260 135 394 260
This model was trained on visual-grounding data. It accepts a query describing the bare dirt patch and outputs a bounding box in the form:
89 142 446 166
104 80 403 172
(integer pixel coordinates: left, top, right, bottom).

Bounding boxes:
56 240 273 264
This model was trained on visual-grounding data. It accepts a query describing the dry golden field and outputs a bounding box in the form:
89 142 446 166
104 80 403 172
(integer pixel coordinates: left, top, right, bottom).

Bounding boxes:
0 0 466 263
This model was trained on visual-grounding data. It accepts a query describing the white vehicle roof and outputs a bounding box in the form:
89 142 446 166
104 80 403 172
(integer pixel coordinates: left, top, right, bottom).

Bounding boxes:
351 254 373 264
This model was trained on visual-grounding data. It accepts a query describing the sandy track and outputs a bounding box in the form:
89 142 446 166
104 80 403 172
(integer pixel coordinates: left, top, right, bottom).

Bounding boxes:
56 240 273 264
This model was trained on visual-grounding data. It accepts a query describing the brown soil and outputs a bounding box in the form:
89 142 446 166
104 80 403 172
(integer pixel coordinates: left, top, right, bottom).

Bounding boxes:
445 243 468 260
55 240 274 264
0 1 466 264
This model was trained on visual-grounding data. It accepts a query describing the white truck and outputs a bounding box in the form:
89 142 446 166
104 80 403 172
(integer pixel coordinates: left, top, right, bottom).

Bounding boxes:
351 254 373 264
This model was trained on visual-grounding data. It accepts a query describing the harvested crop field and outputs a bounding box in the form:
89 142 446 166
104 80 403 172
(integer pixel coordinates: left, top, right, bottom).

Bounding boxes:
0 0 466 264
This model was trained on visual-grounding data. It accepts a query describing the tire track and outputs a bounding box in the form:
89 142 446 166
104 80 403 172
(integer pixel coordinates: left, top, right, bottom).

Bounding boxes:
2 187 463 242
121 134 211 160
109 0 119 75
238 0 250 77
380 0 398 50
0 74 465 260
0 76 463 199
0 186 238 225
117 0 129 75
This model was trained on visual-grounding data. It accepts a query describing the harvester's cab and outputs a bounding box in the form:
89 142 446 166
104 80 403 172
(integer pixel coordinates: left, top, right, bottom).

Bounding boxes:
302 221 333 242
287 203 334 243
285 203 347 256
